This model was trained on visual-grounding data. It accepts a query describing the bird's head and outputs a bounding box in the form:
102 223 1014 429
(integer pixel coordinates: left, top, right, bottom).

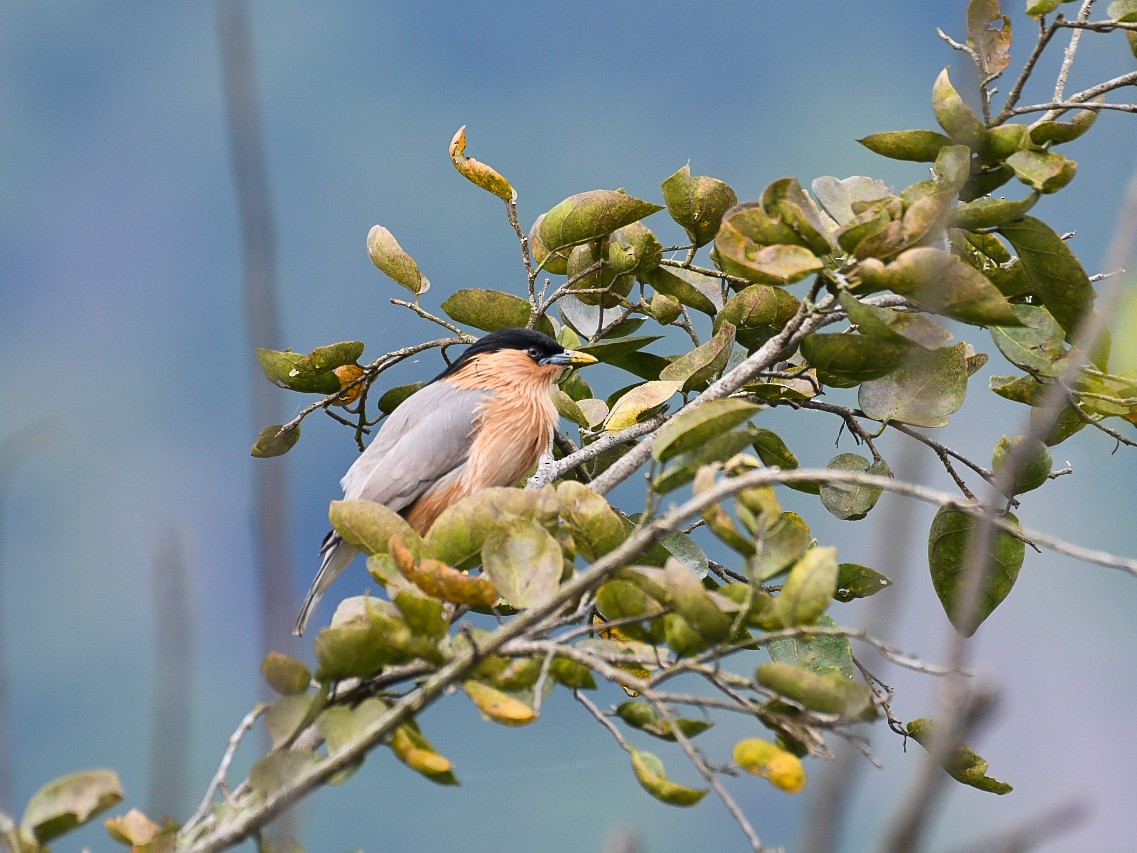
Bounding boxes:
436 328 597 386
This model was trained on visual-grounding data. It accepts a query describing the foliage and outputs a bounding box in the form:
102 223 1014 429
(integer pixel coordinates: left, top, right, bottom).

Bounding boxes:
6 3 1137 852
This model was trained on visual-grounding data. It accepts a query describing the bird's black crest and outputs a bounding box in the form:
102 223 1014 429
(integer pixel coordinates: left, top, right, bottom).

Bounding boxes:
432 328 564 382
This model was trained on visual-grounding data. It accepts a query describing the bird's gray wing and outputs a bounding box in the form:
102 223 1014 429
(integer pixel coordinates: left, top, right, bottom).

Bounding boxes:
339 381 491 509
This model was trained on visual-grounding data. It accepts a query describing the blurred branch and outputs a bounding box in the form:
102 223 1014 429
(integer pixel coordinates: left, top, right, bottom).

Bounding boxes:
149 528 195 819
215 0 295 657
944 800 1087 853
0 422 52 813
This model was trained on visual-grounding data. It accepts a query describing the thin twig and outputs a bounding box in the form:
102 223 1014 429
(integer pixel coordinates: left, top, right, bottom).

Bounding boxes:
997 16 1058 121
185 704 267 833
390 298 469 336
573 690 630 750
654 699 771 853
1053 2 1096 104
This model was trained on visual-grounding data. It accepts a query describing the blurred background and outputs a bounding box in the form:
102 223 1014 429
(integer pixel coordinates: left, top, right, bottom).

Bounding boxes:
2 2 1135 851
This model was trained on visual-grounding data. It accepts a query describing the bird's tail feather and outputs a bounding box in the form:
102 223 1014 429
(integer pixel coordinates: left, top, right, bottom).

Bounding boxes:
293 531 359 637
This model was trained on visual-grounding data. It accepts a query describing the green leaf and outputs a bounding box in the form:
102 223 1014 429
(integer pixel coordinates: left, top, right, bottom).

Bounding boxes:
837 291 953 349
329 499 422 557
256 348 342 394
556 480 629 560
425 486 559 567
440 289 554 336
605 381 681 431
641 266 719 315
648 291 683 324
906 718 1013 793
1006 149 1077 194
609 221 663 276
539 190 663 252
313 598 423 680
251 423 300 458
992 435 1052 495
834 563 893 602
661 162 738 247
261 651 312 696
859 343 969 427
761 177 833 256
1029 106 1099 145
249 751 319 800
801 333 909 385
21 770 123 844
857 247 1019 327
928 506 1025 636
576 334 663 362
528 213 570 274
549 657 597 690
265 693 320 750
718 284 801 350
997 216 1095 340
932 67 988 149
393 589 449 640
751 428 818 491
378 382 425 414
652 398 761 462
989 303 1066 375
481 520 563 609
767 614 855 677
630 750 707 806
756 662 875 718
752 512 812 580
858 129 952 162
1027 0 1077 19
660 322 736 392
819 454 891 521
663 558 733 643
777 546 838 627
654 425 765 494
811 175 893 227
617 702 712 741
567 241 636 308
367 225 429 295
293 341 365 374
715 235 823 286
949 193 1039 230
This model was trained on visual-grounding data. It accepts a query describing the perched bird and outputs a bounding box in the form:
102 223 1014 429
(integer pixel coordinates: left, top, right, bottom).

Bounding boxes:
294 327 597 636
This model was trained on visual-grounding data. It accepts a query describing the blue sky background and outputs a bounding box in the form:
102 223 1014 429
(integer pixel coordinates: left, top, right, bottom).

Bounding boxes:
2 2 1136 851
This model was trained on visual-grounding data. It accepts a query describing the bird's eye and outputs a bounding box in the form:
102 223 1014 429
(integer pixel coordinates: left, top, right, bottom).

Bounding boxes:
527 346 542 360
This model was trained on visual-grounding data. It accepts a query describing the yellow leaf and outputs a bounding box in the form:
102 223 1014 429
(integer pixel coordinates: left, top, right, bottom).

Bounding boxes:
449 125 516 202
733 738 807 793
332 364 366 406
463 680 538 726
104 808 161 846
605 381 681 431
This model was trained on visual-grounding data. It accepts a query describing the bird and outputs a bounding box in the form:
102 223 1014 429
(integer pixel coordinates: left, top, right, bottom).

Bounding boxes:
294 327 598 636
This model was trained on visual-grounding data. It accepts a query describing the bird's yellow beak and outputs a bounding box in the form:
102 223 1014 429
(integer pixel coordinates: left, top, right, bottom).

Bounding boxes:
541 348 598 368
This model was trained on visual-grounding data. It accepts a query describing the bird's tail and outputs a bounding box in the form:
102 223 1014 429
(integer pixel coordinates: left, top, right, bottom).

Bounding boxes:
293 531 359 637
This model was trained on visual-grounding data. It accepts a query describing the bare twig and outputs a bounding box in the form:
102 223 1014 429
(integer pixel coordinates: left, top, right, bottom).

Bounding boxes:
389 298 469 336
573 690 630 750
1053 2 1097 104
527 414 669 489
184 704 267 834
997 16 1058 121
